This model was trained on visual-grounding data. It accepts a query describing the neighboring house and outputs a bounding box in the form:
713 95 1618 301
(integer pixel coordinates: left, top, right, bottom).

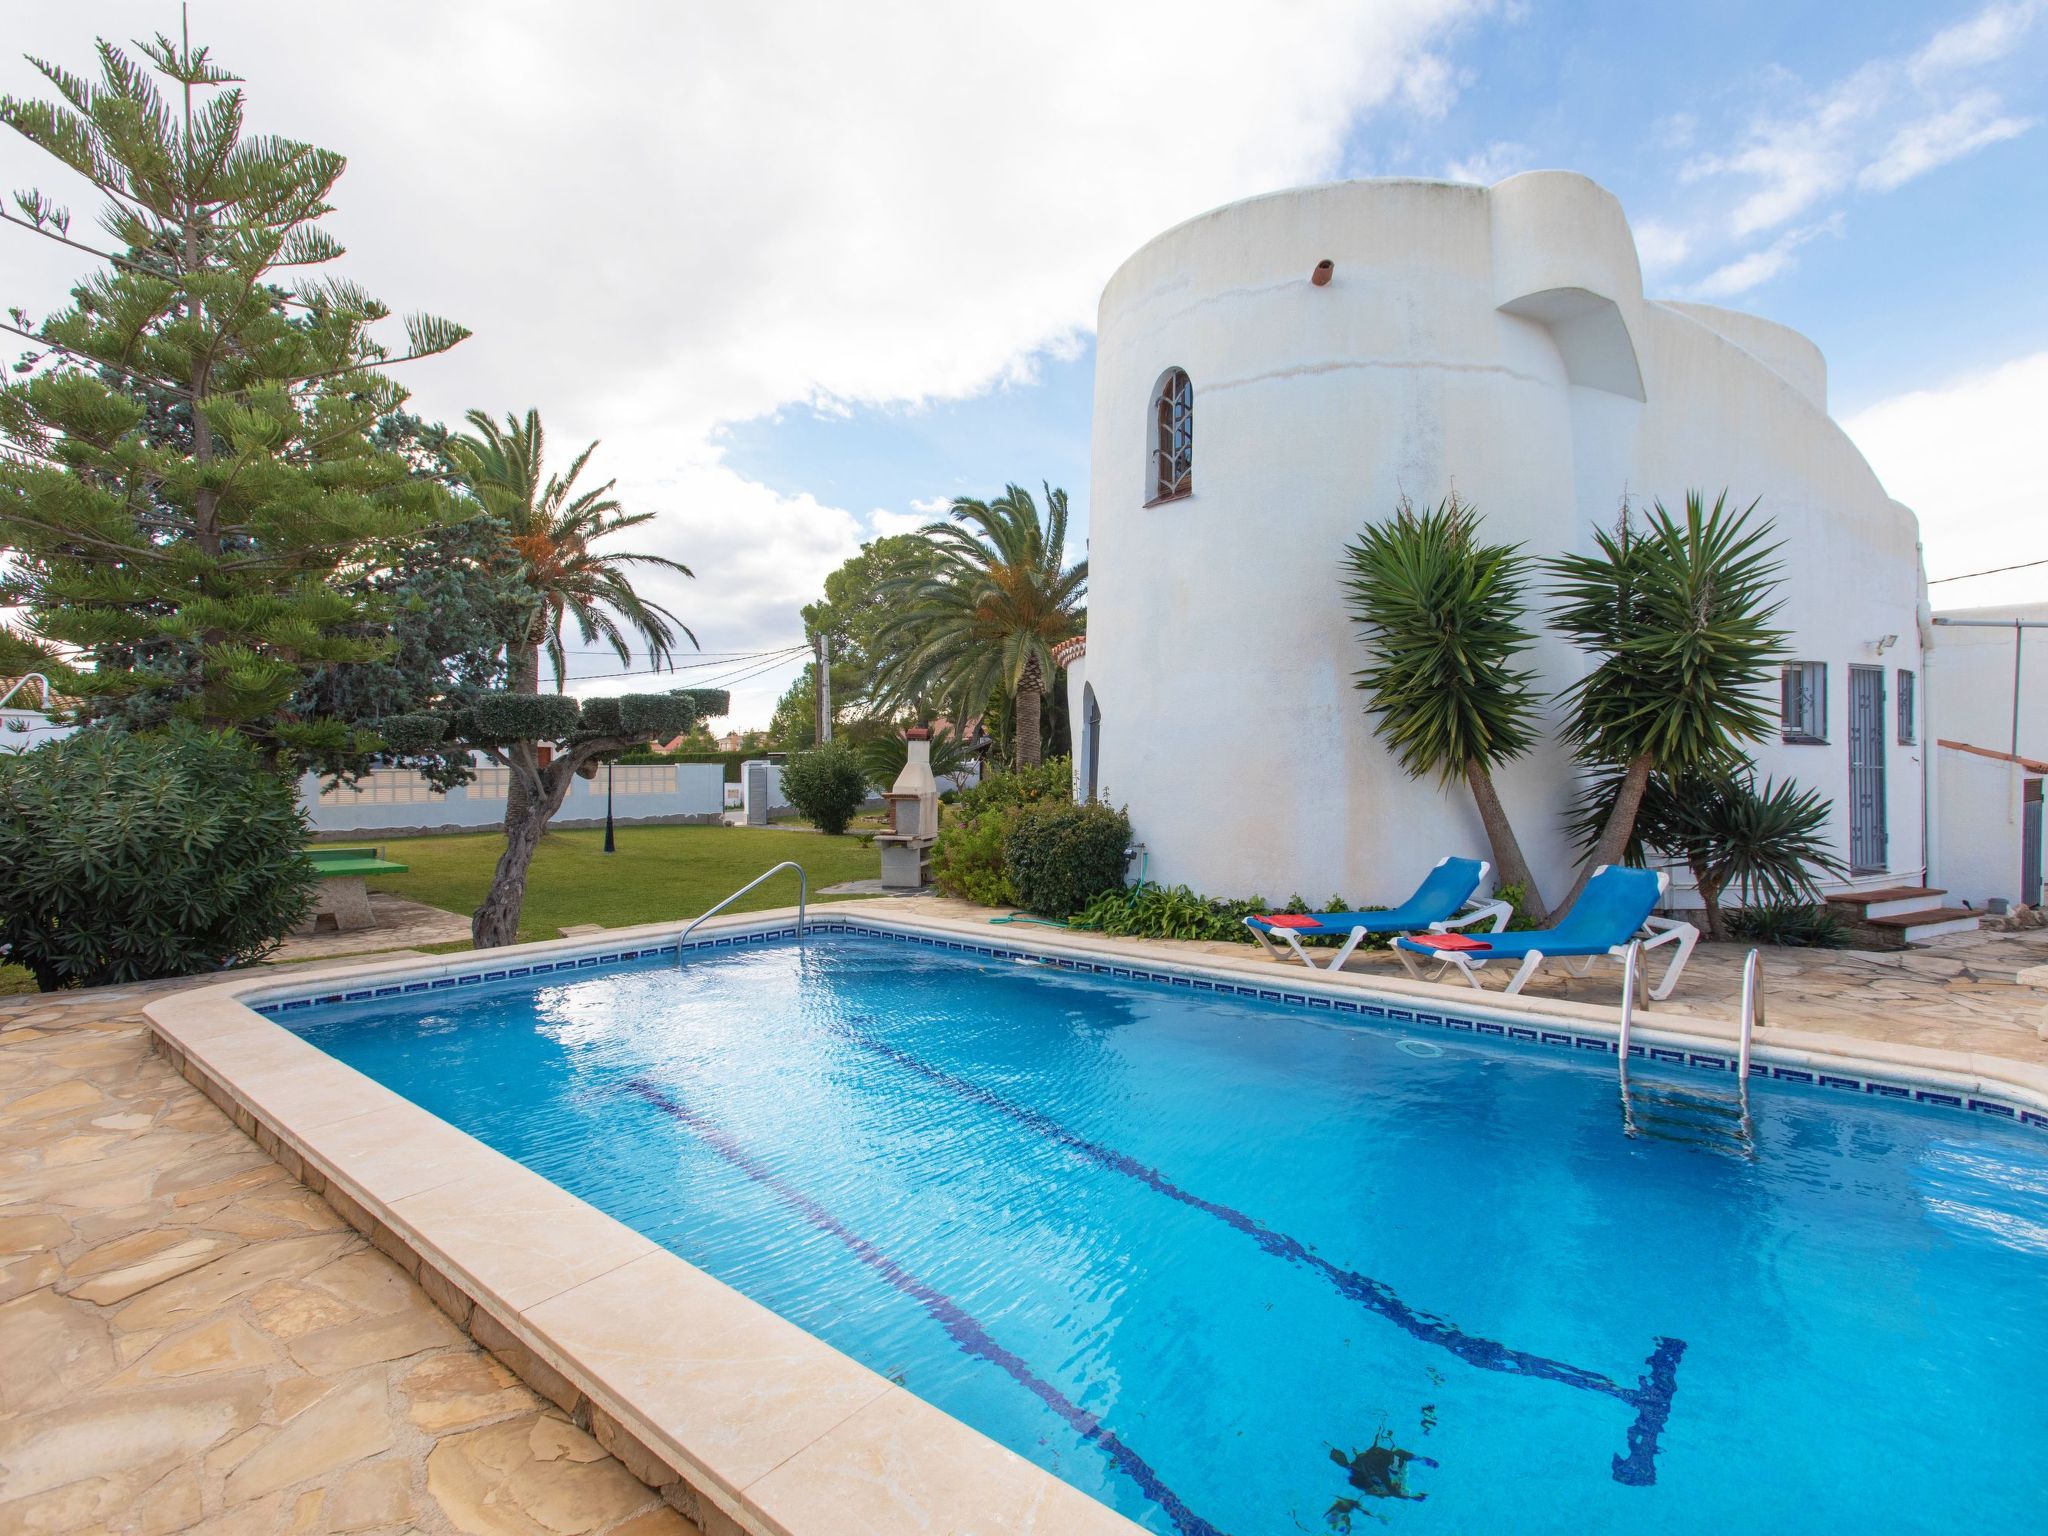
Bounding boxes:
1925 603 2048 908
1077 172 1930 907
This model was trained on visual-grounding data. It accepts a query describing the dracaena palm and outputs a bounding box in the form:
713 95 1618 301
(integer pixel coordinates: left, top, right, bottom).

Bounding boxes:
1567 761 1844 940
1548 490 1789 910
448 409 694 692
874 483 1085 769
1342 495 1549 916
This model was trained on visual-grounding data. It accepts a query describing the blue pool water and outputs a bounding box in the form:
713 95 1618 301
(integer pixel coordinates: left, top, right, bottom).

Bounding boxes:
281 934 2048 1534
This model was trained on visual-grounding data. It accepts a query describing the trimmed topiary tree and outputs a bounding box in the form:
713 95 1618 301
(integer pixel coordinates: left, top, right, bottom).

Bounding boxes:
1004 801 1132 917
778 742 870 836
0 726 318 990
380 687 727 946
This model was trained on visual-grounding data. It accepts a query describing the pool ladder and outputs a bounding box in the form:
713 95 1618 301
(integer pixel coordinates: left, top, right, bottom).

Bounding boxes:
1616 943 1761 1151
674 860 806 968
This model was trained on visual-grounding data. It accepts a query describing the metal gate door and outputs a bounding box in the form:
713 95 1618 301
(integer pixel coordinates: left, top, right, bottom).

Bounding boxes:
2024 779 2043 907
1848 665 1887 873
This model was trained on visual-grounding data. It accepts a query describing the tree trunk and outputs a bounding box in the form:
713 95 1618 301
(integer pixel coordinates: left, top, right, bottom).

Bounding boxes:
1559 751 1657 914
1693 860 1728 942
1462 759 1547 922
474 755 571 947
1014 655 1044 770
504 644 541 824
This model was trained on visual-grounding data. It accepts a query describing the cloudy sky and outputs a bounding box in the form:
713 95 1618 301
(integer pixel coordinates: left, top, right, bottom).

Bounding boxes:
5 2 2043 725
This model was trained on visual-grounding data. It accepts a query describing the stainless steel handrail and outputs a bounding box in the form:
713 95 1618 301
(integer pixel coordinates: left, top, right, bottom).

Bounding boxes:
1616 940 1641 1135
1737 948 1763 1122
674 860 805 968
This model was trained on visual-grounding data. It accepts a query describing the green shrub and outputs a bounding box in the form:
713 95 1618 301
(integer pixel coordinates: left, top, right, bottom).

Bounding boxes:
1490 882 1547 932
950 756 1072 818
1725 901 1849 949
931 806 1016 905
779 742 869 835
1004 802 1132 917
929 757 1073 906
0 725 318 991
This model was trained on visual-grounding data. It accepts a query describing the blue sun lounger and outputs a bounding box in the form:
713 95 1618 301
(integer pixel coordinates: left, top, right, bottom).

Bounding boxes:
1393 864 1699 1001
1243 856 1509 971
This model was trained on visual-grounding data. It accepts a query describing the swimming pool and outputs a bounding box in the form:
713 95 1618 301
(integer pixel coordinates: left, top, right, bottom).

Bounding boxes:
269 925 2048 1535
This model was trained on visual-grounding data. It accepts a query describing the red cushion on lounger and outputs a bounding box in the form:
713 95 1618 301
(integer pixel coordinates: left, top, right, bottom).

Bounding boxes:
1258 914 1322 929
1410 933 1491 952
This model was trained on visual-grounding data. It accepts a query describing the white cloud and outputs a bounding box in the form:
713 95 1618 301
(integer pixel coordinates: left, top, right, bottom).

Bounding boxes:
0 0 1485 725
1910 1 2042 83
1682 216 1841 299
1844 349 2048 609
1661 3 2037 293
1631 218 1693 274
1442 140 1531 184
1858 89 2033 191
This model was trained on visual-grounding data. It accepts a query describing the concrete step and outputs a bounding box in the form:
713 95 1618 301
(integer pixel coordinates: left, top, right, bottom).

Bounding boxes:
1864 907 1984 944
1825 885 1949 920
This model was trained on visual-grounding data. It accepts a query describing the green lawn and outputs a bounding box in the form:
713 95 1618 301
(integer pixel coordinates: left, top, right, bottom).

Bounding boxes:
365 823 881 945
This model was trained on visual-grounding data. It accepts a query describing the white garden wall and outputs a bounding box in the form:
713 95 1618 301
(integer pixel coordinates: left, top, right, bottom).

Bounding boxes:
301 761 726 838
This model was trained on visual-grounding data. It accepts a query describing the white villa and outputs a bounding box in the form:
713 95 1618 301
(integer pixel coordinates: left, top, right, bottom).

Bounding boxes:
1062 172 2042 922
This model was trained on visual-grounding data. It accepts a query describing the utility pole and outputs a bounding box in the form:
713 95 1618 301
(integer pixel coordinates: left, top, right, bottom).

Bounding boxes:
814 631 833 744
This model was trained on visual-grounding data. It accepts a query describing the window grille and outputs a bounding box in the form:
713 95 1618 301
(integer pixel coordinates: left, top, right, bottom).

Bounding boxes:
1781 661 1827 743
1149 368 1193 502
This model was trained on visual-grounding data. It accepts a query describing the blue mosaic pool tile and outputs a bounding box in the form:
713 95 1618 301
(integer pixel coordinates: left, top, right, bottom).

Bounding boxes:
245 917 2048 1136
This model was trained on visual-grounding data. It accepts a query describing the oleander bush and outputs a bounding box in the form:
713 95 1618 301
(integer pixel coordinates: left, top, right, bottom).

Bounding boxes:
1004 801 1132 917
779 741 870 835
0 726 318 990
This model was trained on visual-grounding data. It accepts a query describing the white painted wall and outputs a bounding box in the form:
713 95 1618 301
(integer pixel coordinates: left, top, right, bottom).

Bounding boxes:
1086 172 1927 907
0 709 75 754
302 760 726 837
1926 602 2048 906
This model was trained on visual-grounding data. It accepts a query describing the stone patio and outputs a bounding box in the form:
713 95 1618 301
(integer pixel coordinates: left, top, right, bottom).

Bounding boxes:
881 894 2048 1068
5 902 2047 1535
0 982 693 1536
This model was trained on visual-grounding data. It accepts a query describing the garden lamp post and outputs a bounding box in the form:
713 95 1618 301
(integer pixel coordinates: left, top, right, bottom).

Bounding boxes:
603 760 616 854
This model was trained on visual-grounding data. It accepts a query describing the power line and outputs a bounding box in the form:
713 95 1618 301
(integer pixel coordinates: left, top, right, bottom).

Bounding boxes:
556 643 808 683
1928 556 2048 585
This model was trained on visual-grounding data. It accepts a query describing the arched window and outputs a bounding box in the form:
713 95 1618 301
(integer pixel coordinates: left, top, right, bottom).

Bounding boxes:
1148 367 1192 503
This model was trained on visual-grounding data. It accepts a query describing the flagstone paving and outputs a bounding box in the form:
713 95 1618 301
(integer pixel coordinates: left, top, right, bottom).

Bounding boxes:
0 982 695 1536
4 908 2046 1535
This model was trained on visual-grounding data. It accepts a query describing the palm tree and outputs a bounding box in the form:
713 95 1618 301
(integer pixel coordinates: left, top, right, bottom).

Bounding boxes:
1568 762 1843 940
874 484 1085 770
1547 491 1788 911
1342 495 1549 917
448 409 695 693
